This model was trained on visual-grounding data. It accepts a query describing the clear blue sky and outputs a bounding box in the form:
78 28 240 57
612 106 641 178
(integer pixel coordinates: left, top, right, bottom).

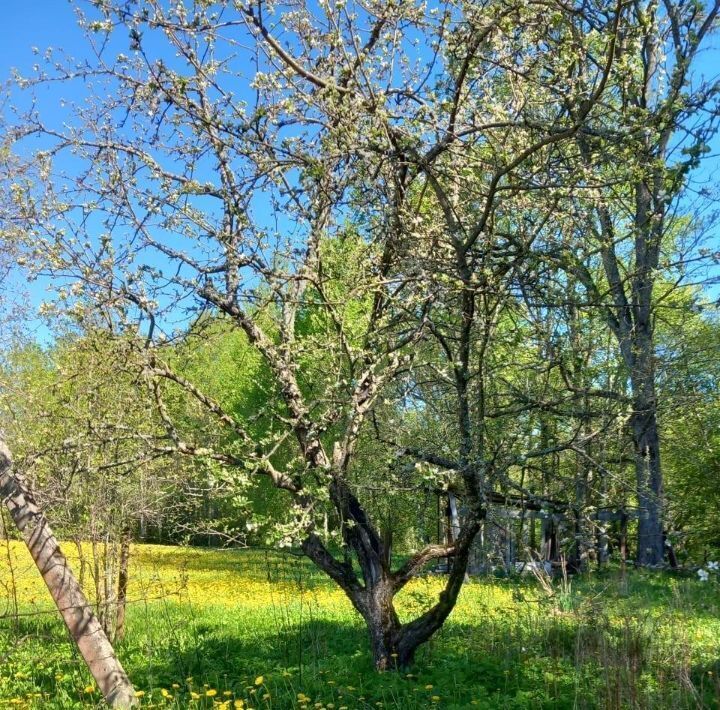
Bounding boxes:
1 2 86 75
1 3 88 339
1 1 719 340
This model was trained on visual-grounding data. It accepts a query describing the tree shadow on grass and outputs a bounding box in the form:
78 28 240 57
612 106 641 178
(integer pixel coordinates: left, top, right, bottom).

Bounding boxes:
122 613 593 709
2 592 719 709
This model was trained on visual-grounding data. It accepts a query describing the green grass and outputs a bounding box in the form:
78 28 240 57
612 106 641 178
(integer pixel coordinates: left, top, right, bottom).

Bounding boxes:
1 543 719 708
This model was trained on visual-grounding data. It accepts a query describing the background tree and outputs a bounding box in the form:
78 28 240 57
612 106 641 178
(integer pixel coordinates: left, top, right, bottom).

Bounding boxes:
551 0 720 565
0 332 176 640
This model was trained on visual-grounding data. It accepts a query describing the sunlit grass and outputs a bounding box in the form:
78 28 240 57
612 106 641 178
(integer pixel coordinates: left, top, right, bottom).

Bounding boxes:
1 541 719 708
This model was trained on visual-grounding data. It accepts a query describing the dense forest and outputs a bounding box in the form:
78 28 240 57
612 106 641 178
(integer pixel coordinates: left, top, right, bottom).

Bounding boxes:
0 0 720 707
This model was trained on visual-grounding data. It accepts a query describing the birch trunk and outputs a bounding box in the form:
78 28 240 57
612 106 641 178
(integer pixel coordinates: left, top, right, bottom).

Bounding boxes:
0 441 137 708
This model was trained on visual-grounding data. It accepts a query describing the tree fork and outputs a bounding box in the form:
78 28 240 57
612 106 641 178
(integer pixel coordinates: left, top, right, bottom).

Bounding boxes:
0 441 137 708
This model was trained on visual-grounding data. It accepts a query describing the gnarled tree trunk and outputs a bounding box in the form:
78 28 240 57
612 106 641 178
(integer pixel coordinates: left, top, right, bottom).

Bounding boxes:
303 477 482 671
0 441 137 708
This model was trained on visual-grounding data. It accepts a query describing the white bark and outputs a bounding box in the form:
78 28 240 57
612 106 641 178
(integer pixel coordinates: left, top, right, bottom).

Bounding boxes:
0 441 137 708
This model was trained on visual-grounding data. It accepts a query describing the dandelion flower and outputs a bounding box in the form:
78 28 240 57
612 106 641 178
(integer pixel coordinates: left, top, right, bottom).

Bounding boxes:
206 688 218 697
254 676 264 686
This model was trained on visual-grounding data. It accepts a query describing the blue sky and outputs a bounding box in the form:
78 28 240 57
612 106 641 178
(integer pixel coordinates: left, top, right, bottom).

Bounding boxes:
1 1 720 342
1 2 86 77
1 3 86 340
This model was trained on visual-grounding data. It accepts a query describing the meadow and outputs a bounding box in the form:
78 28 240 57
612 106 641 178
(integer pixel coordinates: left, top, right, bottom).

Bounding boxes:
0 542 719 709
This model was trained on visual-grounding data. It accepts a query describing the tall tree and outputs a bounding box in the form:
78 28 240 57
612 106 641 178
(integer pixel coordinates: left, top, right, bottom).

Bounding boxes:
561 0 720 565
2 0 620 668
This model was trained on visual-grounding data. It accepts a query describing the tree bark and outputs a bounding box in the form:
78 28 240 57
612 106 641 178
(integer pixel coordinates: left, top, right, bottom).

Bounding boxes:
630 330 664 567
303 483 482 671
115 526 131 642
0 441 137 708
632 415 663 566
361 582 405 670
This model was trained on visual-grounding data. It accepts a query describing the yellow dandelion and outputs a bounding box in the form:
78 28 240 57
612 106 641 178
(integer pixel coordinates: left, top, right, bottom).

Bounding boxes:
425 684 433 690
207 689 218 697
134 690 146 698
254 675 264 686
84 686 95 694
